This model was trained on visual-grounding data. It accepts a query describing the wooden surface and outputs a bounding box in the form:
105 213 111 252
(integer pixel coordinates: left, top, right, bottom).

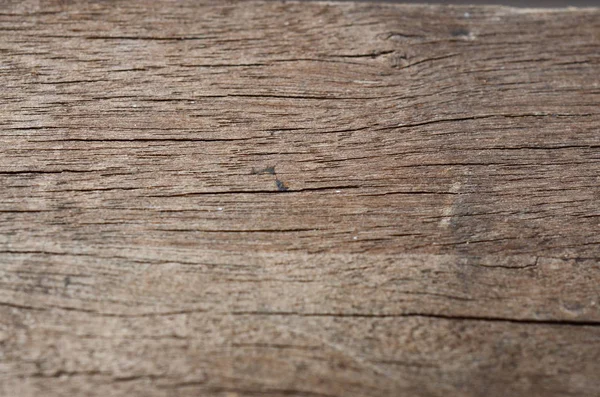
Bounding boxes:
1 1 599 396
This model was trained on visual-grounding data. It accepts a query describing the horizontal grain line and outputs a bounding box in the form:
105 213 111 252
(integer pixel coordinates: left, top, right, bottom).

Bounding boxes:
178 62 268 68
31 137 255 143
329 50 395 59
0 11 62 16
372 359 438 368
396 53 460 70
0 169 103 174
29 370 104 379
46 187 139 193
486 144 600 150
201 386 336 397
33 79 106 85
229 311 600 327
0 301 46 311
2 300 597 326
4 126 61 131
358 191 458 197
0 209 52 213
0 299 207 318
380 113 597 131
148 186 361 197
223 93 376 100
28 34 216 41
231 342 320 351
155 228 319 233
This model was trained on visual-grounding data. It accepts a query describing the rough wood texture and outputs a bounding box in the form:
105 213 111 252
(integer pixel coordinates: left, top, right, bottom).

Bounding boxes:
1 1 599 396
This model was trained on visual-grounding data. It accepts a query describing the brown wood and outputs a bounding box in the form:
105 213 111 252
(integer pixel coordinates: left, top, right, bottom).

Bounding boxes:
1 1 599 396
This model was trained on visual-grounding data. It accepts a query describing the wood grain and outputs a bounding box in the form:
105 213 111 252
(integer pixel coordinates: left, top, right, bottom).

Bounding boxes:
1 1 599 396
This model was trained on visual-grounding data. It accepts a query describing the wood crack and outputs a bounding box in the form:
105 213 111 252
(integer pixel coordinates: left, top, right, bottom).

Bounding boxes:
229 311 600 327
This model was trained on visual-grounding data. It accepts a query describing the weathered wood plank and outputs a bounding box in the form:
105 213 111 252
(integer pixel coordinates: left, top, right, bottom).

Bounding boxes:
1 1 599 396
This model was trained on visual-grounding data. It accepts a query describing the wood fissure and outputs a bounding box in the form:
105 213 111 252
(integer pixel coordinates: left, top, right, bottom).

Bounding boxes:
1 1 599 396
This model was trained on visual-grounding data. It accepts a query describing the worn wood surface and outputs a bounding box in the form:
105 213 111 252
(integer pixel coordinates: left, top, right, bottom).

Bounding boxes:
1 1 599 396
